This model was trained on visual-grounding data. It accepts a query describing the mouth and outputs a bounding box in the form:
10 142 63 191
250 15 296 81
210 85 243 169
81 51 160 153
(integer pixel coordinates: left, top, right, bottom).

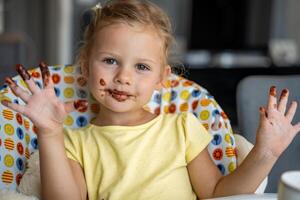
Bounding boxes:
104 89 134 102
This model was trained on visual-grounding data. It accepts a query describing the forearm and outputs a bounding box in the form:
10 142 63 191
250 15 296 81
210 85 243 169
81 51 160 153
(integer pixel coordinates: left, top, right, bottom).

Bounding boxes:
38 129 82 200
213 146 277 197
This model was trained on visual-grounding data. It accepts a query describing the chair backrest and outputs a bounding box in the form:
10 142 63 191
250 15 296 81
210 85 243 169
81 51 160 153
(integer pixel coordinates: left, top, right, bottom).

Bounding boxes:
236 75 300 192
0 65 237 190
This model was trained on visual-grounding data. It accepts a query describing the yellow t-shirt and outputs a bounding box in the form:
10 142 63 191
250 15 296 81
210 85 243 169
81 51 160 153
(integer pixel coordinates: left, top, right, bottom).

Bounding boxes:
64 113 212 200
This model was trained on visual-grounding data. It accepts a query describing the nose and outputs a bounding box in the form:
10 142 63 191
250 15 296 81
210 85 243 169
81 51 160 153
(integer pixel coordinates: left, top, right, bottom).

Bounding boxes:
114 66 132 85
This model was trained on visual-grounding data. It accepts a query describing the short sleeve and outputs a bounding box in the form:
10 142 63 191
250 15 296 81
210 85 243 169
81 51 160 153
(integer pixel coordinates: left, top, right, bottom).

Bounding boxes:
182 113 212 163
63 128 83 167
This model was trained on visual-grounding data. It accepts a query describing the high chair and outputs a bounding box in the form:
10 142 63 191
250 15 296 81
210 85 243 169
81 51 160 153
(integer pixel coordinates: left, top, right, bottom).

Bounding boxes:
0 64 267 193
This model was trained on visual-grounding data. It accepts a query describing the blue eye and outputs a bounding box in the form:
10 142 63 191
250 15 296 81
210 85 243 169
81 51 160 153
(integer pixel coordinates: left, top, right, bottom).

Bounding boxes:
136 64 150 71
103 58 117 65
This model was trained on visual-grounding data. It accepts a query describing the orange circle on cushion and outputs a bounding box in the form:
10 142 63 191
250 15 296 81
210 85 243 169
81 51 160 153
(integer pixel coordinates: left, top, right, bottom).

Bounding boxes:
200 99 211 106
180 103 188 112
17 142 24 155
168 103 176 113
183 80 193 87
16 174 23 186
3 109 13 120
2 170 13 184
4 138 14 150
213 148 223 160
16 113 23 125
31 71 41 78
64 76 75 84
192 100 199 110
24 119 30 130
221 111 228 119
52 73 61 84
171 80 179 87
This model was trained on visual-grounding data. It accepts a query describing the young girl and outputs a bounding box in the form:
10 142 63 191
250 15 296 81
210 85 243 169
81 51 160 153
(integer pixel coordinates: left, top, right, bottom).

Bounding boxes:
2 0 300 199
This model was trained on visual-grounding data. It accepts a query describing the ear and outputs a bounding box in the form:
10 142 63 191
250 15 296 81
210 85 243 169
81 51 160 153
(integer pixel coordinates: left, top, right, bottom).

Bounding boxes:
155 65 171 90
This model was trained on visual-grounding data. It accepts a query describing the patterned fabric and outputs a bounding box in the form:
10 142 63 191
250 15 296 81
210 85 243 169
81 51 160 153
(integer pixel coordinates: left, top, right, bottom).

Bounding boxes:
0 65 237 190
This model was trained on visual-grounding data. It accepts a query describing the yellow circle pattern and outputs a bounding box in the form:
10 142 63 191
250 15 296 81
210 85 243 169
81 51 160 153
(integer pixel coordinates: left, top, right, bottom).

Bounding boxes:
4 124 14 135
200 110 210 120
4 155 14 167
64 88 75 98
180 90 190 100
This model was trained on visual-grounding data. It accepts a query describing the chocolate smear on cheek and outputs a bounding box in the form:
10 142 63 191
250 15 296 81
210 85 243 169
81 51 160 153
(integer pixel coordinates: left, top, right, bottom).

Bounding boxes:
100 78 106 86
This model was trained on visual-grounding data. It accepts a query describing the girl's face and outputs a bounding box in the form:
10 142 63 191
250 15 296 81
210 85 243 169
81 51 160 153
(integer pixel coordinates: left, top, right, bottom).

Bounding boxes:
84 23 170 114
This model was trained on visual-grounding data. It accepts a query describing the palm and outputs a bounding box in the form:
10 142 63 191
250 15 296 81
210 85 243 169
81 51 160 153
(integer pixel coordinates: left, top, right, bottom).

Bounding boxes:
255 87 300 158
22 87 68 130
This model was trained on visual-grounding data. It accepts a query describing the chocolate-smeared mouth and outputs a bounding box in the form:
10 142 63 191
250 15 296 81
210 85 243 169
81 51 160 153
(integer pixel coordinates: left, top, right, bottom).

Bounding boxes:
106 89 134 102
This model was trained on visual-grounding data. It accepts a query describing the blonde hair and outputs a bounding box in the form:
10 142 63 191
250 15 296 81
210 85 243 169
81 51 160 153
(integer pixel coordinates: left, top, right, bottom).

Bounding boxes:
76 0 174 68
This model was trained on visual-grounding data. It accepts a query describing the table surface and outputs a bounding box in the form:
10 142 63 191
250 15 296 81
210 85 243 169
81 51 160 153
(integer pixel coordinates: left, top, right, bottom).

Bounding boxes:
206 193 277 200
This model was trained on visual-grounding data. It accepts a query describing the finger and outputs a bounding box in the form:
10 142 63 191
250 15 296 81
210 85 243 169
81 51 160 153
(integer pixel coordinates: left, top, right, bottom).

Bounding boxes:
259 106 268 120
267 86 277 111
39 61 53 89
286 101 298 122
5 77 31 103
1 100 26 115
278 89 289 114
64 100 88 114
16 64 40 94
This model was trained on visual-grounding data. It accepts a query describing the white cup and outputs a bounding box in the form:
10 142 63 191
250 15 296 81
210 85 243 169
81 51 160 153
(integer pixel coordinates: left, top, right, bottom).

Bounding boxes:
278 171 300 200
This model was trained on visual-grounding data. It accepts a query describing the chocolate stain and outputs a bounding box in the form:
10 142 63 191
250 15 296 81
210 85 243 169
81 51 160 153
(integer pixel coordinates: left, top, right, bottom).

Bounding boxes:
269 86 276 97
100 78 106 86
5 77 17 87
39 62 50 86
16 64 31 80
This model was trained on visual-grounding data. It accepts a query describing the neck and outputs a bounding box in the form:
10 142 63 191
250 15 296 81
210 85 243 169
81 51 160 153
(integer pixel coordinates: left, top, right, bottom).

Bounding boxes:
93 106 157 126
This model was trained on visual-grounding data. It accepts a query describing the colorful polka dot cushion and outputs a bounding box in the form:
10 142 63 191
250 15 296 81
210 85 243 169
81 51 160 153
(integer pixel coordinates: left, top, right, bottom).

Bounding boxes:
0 65 236 190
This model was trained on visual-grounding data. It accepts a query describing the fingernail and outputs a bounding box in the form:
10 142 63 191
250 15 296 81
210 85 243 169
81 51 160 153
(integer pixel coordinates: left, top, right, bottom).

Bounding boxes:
269 86 276 97
16 64 31 80
74 100 88 112
5 77 16 87
1 99 10 106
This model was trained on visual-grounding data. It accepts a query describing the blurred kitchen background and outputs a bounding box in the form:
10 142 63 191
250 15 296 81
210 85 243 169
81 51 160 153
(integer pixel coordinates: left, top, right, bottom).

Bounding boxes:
1 0 300 192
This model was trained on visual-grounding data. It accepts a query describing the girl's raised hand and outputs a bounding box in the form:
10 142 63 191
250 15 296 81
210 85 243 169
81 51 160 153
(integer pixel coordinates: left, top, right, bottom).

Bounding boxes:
255 86 300 158
1 63 88 136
